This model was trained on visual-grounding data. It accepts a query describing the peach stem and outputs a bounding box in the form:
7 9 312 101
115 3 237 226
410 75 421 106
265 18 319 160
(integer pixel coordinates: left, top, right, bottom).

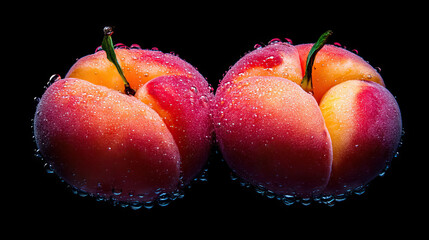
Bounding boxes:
301 30 333 94
102 26 136 96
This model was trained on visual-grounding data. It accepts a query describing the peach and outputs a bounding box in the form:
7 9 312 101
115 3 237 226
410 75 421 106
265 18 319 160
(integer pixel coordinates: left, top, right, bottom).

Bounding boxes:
214 76 332 197
296 44 384 103
319 80 402 195
34 28 213 204
34 78 181 202
214 31 402 199
66 48 204 94
221 43 303 86
135 75 213 184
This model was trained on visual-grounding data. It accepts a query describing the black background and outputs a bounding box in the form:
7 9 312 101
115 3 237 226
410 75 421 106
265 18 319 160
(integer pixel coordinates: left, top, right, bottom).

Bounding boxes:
12 3 422 235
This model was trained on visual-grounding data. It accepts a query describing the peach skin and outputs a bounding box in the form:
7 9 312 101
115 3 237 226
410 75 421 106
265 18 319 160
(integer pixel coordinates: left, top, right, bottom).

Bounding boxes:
319 80 402 195
214 30 402 202
34 78 181 202
34 27 213 205
214 76 332 197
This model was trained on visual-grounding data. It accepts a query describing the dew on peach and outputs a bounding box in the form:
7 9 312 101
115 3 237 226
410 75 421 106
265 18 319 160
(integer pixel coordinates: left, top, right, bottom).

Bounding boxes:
33 27 214 209
214 31 402 205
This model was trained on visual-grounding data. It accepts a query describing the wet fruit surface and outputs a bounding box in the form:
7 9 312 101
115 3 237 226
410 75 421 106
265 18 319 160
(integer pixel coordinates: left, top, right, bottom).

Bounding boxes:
21 12 415 221
213 33 402 202
33 31 214 207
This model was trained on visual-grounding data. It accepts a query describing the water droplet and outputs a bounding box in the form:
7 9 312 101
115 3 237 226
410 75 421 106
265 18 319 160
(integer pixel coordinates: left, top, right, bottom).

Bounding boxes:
352 49 359 54
353 185 366 195
282 195 296 206
143 201 154 209
190 86 198 94
95 45 103 52
394 151 400 158
268 38 282 45
300 197 312 206
130 44 142 49
44 162 54 174
379 162 391 177
284 38 293 44
114 43 128 49
320 195 335 205
334 194 347 202
130 202 143 210
112 188 122 196
157 193 171 207
376 67 382 73
230 172 239 181
254 43 263 49
48 74 61 86
199 95 209 107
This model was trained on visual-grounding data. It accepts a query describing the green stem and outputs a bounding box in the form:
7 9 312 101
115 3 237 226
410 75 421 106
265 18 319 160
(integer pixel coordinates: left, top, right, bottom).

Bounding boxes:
301 30 333 94
101 26 135 96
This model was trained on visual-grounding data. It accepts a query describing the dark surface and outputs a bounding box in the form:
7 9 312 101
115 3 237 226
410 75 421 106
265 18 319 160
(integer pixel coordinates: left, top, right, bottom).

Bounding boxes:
12 3 421 235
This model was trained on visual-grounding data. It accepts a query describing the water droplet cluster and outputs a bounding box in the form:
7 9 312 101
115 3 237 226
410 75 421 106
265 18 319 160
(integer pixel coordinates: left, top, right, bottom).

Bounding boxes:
223 127 404 207
32 35 400 210
95 43 146 53
32 73 213 211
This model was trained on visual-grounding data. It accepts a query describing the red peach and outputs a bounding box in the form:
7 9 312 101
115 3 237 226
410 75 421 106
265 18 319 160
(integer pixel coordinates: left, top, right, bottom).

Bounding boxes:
34 78 181 202
135 75 213 184
221 43 303 87
66 49 204 94
296 44 384 103
34 33 213 203
214 34 402 199
214 76 332 197
319 80 402 194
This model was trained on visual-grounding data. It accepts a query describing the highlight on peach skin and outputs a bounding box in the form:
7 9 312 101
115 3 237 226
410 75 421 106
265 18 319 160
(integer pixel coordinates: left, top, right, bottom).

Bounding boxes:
213 30 402 205
33 27 214 208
